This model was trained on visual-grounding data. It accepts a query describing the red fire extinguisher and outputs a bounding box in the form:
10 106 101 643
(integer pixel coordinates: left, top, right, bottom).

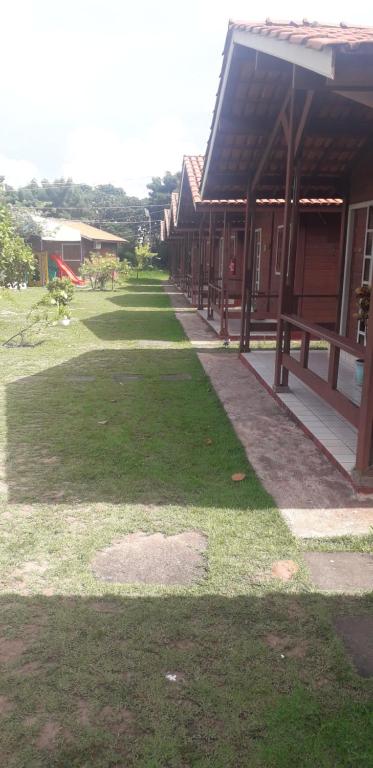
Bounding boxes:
228 258 236 276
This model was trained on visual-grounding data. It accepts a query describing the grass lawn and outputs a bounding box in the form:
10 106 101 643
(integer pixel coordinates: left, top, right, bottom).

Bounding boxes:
0 271 372 767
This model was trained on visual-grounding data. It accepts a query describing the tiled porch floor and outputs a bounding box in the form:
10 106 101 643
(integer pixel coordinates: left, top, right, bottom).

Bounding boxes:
241 350 361 475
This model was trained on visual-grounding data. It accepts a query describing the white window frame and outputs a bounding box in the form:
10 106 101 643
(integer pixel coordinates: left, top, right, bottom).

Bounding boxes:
275 224 292 276
254 228 262 293
357 206 373 344
218 236 224 279
275 225 283 275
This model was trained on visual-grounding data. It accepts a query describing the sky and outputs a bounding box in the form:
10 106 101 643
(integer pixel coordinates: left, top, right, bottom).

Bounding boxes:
1 0 373 196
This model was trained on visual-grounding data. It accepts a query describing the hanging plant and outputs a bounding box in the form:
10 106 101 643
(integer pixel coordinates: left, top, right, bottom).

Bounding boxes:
355 284 371 326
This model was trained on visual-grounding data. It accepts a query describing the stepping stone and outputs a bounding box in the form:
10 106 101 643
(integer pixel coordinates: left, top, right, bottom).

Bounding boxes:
67 375 95 383
334 615 373 678
159 373 192 381
91 531 207 585
304 552 373 593
112 373 143 381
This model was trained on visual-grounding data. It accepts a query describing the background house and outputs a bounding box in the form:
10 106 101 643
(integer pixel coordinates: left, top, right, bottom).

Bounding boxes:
29 217 126 273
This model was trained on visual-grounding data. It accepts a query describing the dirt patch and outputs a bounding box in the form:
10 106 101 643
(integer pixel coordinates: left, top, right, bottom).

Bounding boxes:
264 633 309 659
40 456 60 466
15 661 41 676
271 560 299 581
77 699 90 727
46 490 65 501
99 706 135 734
166 639 195 652
0 695 13 716
13 560 49 577
0 637 27 663
41 587 55 596
36 721 60 750
91 530 208 585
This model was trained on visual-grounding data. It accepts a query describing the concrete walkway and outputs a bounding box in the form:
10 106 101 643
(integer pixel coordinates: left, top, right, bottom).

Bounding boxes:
167 285 373 539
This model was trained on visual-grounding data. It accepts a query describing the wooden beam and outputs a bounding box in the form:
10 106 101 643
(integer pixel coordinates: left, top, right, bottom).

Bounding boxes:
218 113 373 139
251 89 291 193
295 90 314 157
274 81 296 390
239 193 252 352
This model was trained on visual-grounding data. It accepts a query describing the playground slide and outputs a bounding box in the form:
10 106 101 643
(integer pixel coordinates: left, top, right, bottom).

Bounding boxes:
49 254 85 285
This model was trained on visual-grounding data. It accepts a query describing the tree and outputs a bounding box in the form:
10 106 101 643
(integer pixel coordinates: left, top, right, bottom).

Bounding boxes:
134 244 154 278
146 171 180 242
0 205 35 287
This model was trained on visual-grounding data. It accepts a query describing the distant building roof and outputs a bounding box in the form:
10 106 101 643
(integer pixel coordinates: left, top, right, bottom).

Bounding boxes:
32 216 81 242
63 220 126 242
32 215 126 243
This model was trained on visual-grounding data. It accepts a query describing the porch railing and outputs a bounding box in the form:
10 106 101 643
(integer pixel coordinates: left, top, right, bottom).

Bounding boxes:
279 314 364 427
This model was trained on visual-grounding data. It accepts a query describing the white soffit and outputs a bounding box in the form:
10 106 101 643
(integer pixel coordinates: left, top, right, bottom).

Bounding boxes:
232 29 335 79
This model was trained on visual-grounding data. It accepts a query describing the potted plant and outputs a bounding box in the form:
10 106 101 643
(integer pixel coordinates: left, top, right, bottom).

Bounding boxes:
355 284 371 385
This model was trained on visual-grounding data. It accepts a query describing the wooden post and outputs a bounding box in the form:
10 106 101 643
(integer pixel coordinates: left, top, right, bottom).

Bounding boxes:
207 212 215 320
274 79 297 390
239 194 255 352
335 194 350 332
197 215 205 310
243 203 257 353
220 209 230 337
356 327 373 473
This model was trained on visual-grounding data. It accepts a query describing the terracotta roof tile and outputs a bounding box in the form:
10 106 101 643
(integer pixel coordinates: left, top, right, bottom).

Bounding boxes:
184 155 245 207
229 20 373 51
183 155 342 209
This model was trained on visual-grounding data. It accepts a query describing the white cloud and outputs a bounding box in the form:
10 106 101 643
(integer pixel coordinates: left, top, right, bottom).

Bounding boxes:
63 118 197 196
0 155 39 188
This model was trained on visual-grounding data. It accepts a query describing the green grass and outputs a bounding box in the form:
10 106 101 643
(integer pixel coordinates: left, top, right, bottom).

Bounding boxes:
0 271 372 767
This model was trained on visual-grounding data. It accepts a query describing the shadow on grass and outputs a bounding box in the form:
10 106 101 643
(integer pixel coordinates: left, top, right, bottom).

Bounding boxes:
0 592 371 767
83 308 185 342
6 348 269 507
109 293 174 309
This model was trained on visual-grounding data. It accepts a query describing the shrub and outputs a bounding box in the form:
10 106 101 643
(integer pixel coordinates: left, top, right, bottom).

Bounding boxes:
80 254 130 290
80 254 118 290
0 205 35 287
45 277 74 319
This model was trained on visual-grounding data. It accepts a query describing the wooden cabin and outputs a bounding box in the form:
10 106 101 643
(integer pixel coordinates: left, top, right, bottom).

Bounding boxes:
30 217 125 274
199 19 373 485
167 155 342 340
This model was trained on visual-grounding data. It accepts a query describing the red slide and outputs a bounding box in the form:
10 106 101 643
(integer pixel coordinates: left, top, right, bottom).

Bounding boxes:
49 254 85 285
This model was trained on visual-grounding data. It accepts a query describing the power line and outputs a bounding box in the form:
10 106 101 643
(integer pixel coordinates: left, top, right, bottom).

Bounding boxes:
2 178 157 189
37 204 167 211
82 219 163 225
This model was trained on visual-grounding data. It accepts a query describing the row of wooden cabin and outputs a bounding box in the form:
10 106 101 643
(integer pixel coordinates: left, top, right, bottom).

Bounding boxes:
161 20 373 488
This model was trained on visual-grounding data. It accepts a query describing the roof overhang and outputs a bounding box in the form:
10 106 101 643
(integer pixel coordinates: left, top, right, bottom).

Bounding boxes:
202 29 334 199
201 26 373 202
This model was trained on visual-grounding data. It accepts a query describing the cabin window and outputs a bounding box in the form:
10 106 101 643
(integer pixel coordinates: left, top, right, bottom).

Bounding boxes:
94 241 101 250
254 228 262 293
357 206 373 344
